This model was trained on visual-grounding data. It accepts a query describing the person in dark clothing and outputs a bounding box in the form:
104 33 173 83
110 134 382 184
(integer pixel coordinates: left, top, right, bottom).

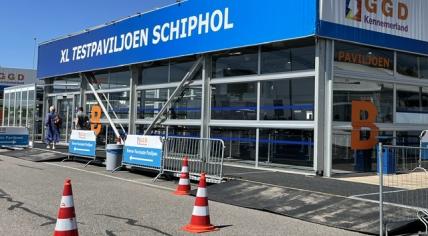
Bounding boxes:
75 107 90 130
45 106 61 149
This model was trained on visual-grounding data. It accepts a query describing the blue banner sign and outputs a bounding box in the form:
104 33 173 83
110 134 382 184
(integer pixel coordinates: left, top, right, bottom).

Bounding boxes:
69 130 96 157
37 0 316 79
123 135 163 169
0 127 29 146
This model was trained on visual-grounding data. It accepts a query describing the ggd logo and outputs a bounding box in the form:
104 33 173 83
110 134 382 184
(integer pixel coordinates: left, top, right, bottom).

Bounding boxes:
346 0 362 22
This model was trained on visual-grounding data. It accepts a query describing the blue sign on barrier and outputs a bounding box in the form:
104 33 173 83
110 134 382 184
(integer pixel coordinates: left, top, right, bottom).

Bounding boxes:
0 134 29 146
69 130 96 157
123 146 162 168
69 140 96 157
123 135 163 169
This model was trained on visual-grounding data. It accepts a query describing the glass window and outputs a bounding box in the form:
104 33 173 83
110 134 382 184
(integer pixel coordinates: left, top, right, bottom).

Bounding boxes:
212 47 258 78
93 71 110 90
170 57 202 82
108 91 130 119
28 90 35 133
9 93 15 126
169 86 202 119
21 91 28 127
109 68 130 89
334 41 394 75
53 79 68 93
211 127 256 163
136 124 166 136
260 78 314 120
332 130 393 172
259 129 314 167
105 124 128 144
141 61 169 85
397 52 419 78
396 131 421 146
167 125 200 138
333 78 393 123
137 88 168 119
3 93 9 126
211 82 257 120
15 92 21 126
86 94 107 119
396 85 428 124
63 75 81 92
421 57 428 79
397 85 420 113
261 40 315 74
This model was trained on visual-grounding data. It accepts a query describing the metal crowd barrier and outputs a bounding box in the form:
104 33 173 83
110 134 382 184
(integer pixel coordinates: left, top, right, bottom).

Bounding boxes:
378 143 428 235
162 136 225 183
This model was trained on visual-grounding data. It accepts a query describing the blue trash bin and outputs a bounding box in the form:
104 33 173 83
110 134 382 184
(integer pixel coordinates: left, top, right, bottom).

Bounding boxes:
377 148 396 174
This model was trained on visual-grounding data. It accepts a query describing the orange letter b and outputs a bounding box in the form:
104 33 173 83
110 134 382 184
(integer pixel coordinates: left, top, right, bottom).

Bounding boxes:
351 101 379 150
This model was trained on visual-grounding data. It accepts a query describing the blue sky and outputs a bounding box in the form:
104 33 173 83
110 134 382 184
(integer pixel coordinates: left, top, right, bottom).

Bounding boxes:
0 0 177 70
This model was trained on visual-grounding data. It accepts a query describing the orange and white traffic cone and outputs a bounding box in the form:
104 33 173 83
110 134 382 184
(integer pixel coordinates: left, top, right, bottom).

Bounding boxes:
53 179 78 236
174 156 191 195
182 173 217 233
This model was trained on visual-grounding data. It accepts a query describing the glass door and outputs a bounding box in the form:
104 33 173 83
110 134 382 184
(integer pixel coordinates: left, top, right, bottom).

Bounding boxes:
55 95 75 143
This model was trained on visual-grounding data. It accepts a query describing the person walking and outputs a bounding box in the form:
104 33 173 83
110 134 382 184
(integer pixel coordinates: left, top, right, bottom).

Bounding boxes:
74 107 89 130
45 106 61 149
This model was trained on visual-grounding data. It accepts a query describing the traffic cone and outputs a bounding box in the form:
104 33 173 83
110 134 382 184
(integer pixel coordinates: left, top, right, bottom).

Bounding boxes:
182 173 217 233
53 179 78 236
174 156 191 195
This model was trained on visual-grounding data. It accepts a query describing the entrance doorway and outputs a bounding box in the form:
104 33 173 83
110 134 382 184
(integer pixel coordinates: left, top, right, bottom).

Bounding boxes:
47 94 80 143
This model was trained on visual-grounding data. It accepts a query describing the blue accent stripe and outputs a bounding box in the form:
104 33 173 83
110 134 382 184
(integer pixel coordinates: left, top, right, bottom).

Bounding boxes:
318 21 428 55
137 104 314 113
211 136 314 146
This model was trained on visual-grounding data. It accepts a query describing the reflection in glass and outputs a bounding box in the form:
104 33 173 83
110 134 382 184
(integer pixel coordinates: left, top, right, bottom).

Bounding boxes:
109 68 130 89
211 127 256 163
169 86 202 119
168 126 200 138
15 92 21 126
141 61 169 85
212 47 258 78
21 91 28 127
397 52 419 78
137 89 168 119
261 40 315 74
260 78 314 120
170 57 202 82
211 82 257 120
421 57 428 79
136 124 166 136
259 129 313 167
332 130 393 172
108 91 130 119
333 78 393 123
93 71 110 90
397 131 421 146
397 85 421 113
86 94 107 119
4 93 9 126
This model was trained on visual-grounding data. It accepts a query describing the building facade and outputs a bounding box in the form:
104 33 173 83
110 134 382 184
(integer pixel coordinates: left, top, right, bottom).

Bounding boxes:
35 0 428 176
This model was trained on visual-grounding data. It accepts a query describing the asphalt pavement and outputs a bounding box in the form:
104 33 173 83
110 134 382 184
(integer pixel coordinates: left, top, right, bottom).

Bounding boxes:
0 154 365 236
